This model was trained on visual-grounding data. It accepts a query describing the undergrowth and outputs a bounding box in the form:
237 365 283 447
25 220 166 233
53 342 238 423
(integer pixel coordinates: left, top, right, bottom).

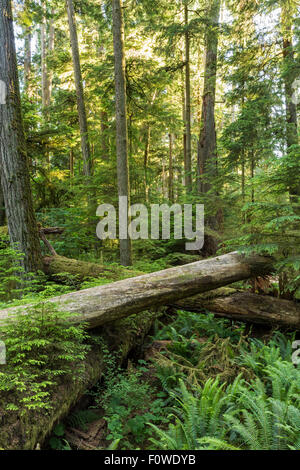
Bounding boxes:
49 310 300 451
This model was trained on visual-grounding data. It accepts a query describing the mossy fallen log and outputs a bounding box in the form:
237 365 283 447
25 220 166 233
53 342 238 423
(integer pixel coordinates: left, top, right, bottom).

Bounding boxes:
43 255 140 281
0 252 273 329
171 291 300 329
0 308 164 450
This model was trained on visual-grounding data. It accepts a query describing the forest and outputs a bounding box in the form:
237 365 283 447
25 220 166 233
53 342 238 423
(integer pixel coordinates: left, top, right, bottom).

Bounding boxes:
0 0 299 453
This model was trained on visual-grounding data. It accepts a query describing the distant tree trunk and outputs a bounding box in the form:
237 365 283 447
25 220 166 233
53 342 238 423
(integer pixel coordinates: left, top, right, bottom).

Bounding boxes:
181 63 187 187
41 1 48 109
66 0 92 178
23 0 32 93
144 124 151 202
168 133 174 202
100 110 109 160
48 9 55 103
112 0 132 266
24 31 31 90
251 150 255 204
69 149 74 178
0 0 43 273
281 2 300 204
184 3 192 192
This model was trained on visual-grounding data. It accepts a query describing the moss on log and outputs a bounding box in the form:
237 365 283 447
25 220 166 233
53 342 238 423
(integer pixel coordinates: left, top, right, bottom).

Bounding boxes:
43 255 140 281
0 252 273 329
0 308 164 450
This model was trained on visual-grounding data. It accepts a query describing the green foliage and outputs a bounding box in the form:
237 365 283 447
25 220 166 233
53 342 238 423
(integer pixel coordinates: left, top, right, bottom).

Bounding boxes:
149 377 239 450
98 363 169 450
0 303 89 411
66 409 100 431
150 313 300 451
49 423 71 451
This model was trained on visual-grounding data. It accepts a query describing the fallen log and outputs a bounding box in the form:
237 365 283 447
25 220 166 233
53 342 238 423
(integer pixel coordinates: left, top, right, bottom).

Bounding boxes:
171 291 300 329
0 252 273 329
42 255 140 281
0 308 165 450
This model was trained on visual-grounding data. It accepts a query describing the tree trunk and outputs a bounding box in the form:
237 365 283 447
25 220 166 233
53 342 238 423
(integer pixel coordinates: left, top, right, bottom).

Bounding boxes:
23 0 32 93
171 290 300 330
168 133 174 202
197 0 221 256
197 0 220 195
0 0 43 273
66 0 92 178
112 0 132 266
47 9 55 104
100 110 109 160
281 1 300 204
181 60 187 188
144 124 151 202
41 1 48 109
0 252 273 329
184 2 192 192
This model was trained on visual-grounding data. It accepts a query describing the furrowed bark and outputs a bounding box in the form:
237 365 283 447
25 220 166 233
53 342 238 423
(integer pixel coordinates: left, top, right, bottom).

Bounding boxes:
171 290 300 329
0 0 43 273
0 252 273 329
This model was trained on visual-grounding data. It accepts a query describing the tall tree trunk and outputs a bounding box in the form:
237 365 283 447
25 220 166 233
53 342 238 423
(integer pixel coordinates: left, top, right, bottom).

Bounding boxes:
66 0 92 178
23 0 32 93
41 1 48 109
0 0 43 273
184 3 192 192
24 31 31 91
168 133 174 202
69 149 74 179
251 150 255 204
47 9 55 104
281 1 300 204
197 0 220 195
144 124 151 202
181 59 187 188
100 110 109 160
112 0 132 266
197 0 221 256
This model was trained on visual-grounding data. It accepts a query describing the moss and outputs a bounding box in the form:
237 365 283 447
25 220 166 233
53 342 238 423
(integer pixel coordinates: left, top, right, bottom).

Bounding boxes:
0 307 165 450
44 255 142 282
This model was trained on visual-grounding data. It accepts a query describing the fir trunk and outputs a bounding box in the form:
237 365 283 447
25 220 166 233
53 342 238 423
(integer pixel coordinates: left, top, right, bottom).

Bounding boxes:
66 0 92 178
184 3 192 192
281 2 300 204
197 0 220 195
0 0 43 273
112 0 132 266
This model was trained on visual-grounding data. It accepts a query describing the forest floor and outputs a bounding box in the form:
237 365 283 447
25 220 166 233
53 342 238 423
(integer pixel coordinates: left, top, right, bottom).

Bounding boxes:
40 253 300 451
0 240 299 451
